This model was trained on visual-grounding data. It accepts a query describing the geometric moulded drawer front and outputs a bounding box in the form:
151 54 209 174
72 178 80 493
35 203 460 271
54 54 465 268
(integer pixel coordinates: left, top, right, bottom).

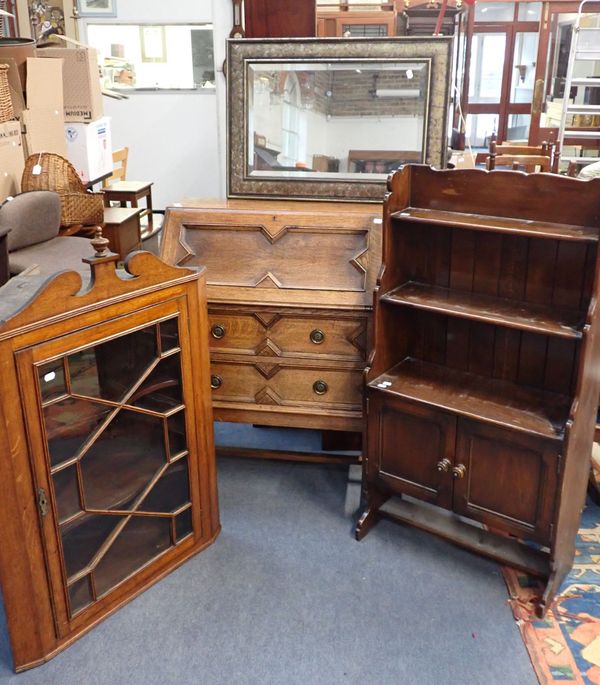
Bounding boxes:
208 309 367 361
37 317 193 619
180 224 369 292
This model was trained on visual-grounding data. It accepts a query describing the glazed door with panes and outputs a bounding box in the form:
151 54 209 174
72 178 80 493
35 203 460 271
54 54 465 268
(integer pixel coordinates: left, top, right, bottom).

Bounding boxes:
463 1 542 145
16 300 204 637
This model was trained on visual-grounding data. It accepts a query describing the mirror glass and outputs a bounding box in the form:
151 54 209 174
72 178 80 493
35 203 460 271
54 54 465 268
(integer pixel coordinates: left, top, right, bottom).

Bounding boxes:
248 60 430 181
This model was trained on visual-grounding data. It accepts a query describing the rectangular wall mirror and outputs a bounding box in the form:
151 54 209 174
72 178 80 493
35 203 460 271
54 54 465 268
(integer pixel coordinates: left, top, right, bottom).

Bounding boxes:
227 37 453 202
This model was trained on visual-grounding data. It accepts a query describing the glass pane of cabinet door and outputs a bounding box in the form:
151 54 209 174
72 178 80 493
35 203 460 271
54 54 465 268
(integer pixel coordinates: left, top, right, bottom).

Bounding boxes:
17 302 203 633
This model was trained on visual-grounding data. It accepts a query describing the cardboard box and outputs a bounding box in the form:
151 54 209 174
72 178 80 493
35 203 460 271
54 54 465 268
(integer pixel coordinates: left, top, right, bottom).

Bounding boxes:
0 121 25 203
36 47 103 122
21 108 67 158
64 116 112 184
26 57 64 112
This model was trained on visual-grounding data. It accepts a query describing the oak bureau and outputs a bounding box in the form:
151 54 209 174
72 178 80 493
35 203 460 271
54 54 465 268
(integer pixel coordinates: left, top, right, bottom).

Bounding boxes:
161 198 382 459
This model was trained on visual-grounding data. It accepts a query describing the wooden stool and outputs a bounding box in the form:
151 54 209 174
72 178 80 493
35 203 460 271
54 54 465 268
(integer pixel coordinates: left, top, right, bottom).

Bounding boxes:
102 181 154 234
102 206 143 260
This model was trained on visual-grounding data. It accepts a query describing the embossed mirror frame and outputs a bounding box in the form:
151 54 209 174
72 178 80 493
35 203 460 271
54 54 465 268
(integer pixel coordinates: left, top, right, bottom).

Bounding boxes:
227 37 453 203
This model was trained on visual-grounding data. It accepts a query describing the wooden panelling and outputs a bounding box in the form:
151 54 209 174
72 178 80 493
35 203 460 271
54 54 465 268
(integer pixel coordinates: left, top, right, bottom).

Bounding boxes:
245 0 316 38
376 395 455 509
454 419 559 544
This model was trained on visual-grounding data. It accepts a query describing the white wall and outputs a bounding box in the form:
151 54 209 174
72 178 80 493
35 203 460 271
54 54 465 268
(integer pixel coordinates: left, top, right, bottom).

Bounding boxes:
81 0 230 208
325 116 424 171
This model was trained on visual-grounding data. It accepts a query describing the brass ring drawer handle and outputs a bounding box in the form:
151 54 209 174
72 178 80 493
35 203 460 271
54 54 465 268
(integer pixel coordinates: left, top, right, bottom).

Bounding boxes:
452 464 467 479
210 374 222 389
310 329 325 345
313 380 328 395
211 324 226 339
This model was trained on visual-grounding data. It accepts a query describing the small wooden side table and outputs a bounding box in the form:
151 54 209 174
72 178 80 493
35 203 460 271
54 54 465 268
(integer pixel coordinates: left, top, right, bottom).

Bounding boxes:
103 181 154 233
102 206 143 260
0 228 10 286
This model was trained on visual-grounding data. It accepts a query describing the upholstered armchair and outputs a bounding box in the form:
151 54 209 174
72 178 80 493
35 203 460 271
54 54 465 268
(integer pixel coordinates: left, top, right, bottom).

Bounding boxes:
1 191 94 276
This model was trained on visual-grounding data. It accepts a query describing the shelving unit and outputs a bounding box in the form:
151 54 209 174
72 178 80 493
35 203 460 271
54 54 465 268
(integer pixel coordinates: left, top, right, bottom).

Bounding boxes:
557 1 600 170
356 165 600 616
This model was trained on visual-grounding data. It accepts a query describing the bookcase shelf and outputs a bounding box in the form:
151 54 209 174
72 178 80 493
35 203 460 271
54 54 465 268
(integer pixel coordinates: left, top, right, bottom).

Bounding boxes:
391 207 599 243
369 358 571 440
357 165 600 617
381 282 585 339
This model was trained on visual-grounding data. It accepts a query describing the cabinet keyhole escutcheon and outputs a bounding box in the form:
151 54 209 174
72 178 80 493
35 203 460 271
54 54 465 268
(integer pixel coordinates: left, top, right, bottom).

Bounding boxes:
210 374 222 389
37 488 49 518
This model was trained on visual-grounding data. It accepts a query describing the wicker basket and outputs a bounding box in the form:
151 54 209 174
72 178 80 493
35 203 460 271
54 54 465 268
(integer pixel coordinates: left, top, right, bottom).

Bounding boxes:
22 152 104 227
0 64 14 123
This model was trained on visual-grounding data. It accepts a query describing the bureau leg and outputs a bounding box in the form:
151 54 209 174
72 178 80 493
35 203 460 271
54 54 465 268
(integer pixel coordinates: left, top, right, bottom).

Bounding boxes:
355 489 389 541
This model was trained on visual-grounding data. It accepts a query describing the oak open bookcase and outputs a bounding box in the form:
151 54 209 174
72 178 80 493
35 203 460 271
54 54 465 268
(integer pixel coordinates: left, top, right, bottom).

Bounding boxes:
356 165 600 616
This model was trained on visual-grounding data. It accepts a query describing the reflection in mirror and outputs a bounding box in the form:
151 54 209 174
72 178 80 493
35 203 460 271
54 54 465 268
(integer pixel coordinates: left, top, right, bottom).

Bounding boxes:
248 61 430 181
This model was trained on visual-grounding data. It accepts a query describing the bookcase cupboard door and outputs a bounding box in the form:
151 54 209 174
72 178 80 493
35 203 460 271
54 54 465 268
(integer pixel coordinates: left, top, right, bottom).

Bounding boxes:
15 300 208 638
452 420 560 544
370 395 455 509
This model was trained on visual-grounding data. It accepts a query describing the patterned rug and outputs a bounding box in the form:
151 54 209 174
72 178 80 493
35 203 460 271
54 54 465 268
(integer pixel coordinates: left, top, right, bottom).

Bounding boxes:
504 499 600 684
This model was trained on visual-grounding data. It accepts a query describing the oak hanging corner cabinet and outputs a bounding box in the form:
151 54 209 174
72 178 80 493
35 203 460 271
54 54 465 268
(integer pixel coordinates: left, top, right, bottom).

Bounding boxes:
0 244 219 671
356 164 600 617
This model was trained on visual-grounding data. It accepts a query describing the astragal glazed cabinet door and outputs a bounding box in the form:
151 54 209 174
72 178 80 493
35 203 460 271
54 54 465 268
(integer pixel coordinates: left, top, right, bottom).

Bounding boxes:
16 301 209 636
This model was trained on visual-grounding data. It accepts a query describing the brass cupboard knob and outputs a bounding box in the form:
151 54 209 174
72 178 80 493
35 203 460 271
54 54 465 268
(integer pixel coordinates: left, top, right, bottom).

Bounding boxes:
452 464 467 479
436 458 451 472
313 380 328 395
211 324 226 339
210 374 222 389
310 329 325 344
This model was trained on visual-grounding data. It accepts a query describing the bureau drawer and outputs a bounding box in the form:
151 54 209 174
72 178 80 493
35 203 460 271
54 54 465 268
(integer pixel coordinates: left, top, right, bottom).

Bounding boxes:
209 360 363 410
208 310 367 361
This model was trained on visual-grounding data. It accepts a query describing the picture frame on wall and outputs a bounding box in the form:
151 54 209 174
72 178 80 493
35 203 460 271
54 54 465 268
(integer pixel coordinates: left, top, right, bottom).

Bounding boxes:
28 0 66 42
76 0 117 17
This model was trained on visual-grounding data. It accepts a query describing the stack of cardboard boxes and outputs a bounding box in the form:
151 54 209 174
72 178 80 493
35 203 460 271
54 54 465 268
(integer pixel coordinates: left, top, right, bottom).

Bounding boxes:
0 46 113 204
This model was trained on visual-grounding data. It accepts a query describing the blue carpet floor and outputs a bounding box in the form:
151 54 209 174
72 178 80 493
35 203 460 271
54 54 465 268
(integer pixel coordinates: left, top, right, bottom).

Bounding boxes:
0 425 537 685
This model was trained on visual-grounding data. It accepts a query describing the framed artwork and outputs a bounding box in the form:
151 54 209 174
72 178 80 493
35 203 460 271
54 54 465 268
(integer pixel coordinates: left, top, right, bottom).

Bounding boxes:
28 1 66 42
76 0 116 17
140 25 166 63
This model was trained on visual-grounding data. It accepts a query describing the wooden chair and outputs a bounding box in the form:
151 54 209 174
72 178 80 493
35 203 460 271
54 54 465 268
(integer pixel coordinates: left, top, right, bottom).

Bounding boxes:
487 154 552 172
486 136 554 172
102 147 155 236
475 134 559 172
496 141 559 173
103 146 129 185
